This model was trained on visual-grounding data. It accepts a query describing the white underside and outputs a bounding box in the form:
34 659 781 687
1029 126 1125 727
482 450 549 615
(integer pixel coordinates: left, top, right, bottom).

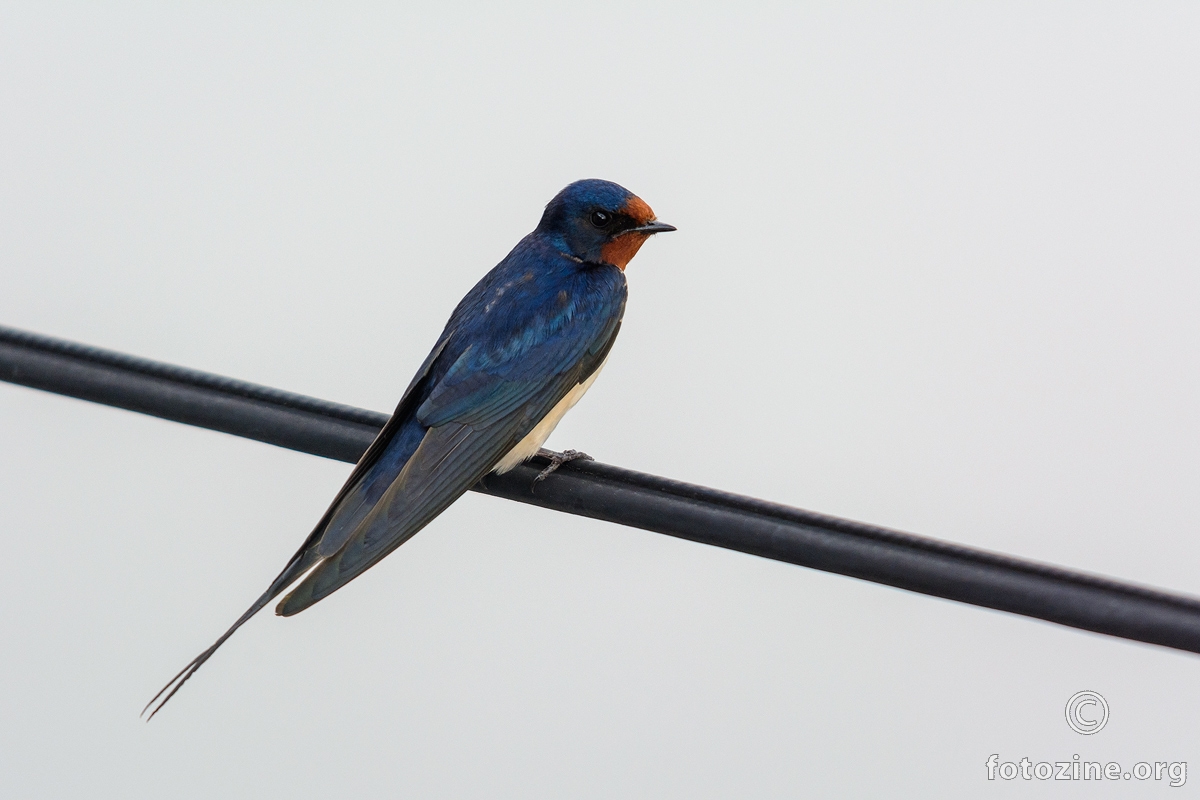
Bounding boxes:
491 359 606 474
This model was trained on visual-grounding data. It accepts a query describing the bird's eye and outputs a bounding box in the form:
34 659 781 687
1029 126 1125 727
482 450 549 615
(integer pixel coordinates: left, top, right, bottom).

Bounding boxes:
590 210 611 228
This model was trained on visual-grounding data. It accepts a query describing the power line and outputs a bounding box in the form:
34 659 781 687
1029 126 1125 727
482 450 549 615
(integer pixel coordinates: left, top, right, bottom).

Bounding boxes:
4 323 1200 655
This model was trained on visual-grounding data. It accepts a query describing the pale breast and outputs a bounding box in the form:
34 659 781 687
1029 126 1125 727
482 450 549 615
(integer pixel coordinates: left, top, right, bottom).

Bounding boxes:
491 359 607 474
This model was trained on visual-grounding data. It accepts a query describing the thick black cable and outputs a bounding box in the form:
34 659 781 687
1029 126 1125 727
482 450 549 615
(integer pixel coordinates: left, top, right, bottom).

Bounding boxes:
3 323 1200 655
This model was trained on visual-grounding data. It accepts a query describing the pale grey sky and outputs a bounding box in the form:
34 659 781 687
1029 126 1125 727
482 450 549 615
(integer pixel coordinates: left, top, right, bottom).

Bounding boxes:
2 4 1199 797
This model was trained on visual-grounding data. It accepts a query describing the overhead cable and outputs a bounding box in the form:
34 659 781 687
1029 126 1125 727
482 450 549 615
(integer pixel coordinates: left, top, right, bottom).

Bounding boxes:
3 324 1199 656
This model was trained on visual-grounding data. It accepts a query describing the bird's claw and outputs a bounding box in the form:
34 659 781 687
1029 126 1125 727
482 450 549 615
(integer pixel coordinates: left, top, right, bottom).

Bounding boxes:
533 448 593 486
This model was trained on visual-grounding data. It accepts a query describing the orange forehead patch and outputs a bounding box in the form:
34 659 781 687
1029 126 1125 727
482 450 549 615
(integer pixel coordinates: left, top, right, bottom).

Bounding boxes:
600 232 651 271
622 196 656 225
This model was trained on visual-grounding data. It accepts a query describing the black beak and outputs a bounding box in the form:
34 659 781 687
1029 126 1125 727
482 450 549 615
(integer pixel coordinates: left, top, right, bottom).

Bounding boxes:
629 221 677 235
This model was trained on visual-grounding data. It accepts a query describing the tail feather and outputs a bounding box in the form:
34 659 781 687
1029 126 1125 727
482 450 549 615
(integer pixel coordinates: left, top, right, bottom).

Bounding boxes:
141 547 320 720
142 605 260 721
143 360 439 719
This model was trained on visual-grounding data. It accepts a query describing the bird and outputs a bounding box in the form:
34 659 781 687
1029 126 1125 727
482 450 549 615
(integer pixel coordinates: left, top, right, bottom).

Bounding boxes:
143 178 674 718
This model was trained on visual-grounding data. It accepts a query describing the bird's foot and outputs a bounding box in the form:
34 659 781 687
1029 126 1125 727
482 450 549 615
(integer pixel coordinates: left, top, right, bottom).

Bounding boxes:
533 448 593 485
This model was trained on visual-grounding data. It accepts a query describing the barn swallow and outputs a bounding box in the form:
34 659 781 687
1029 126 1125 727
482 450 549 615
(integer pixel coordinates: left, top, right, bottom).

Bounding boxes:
144 179 674 718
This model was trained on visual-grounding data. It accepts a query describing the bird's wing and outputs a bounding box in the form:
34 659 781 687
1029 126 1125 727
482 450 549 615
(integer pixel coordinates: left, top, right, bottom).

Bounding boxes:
275 305 624 616
283 335 452 566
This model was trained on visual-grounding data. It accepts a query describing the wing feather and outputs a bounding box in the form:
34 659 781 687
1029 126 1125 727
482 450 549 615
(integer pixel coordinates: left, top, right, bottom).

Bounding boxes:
276 369 580 616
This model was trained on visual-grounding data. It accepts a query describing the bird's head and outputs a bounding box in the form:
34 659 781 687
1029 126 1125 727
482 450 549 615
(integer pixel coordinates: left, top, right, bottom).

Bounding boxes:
536 179 675 270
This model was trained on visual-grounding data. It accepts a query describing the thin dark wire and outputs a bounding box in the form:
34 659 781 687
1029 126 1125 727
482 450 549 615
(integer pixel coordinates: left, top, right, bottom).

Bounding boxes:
4 323 1200 656
0 324 385 426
